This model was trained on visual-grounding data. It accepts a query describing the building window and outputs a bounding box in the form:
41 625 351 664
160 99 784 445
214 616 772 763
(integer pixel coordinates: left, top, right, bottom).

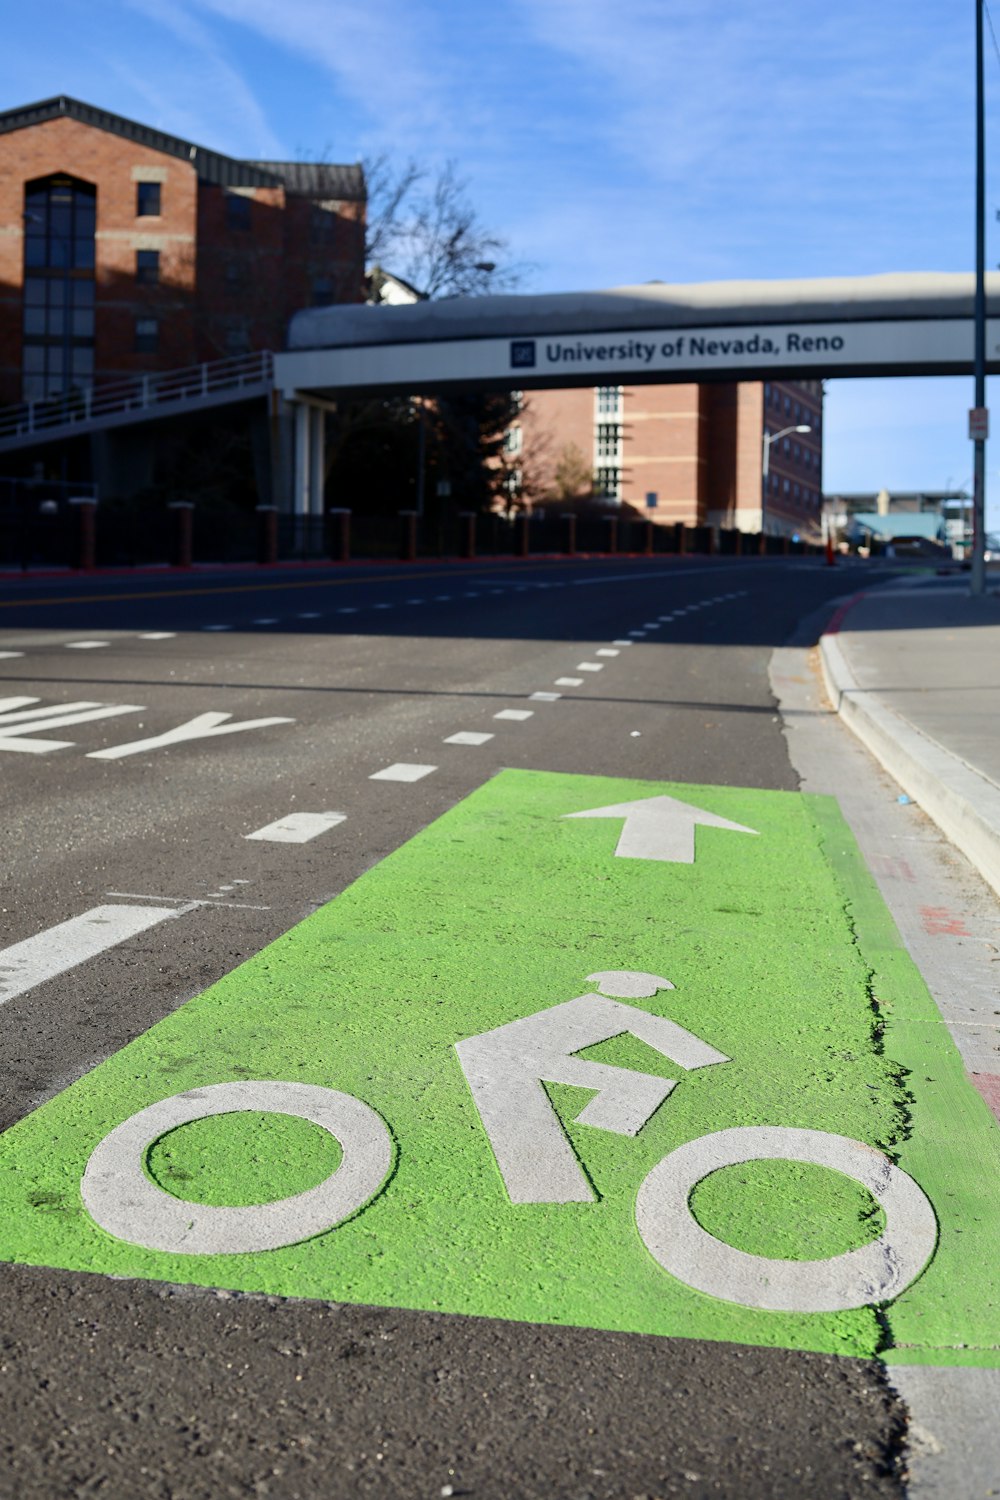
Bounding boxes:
596 385 623 417
136 181 161 217
505 425 523 455
784 395 791 415
22 175 96 400
135 316 159 353
309 203 337 243
225 192 252 231
311 276 334 307
224 321 251 355
224 260 245 292
594 465 621 500
135 249 160 285
595 422 622 460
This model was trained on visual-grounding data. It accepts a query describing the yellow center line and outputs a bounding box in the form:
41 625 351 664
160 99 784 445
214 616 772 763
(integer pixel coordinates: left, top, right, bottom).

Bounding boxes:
0 560 575 611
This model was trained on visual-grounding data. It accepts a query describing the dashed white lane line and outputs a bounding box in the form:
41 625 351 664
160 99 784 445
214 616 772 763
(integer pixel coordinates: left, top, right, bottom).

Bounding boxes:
66 640 111 649
338 607 358 614
555 677 583 687
444 732 494 746
0 903 182 1008
495 709 534 721
596 648 619 657
245 811 346 843
202 625 232 632
407 598 425 604
374 603 392 610
253 618 279 625
612 639 634 646
139 632 176 640
0 651 24 659
298 612 322 619
577 662 604 672
530 691 562 702
435 595 452 601
370 762 437 783
643 622 661 628
628 631 647 638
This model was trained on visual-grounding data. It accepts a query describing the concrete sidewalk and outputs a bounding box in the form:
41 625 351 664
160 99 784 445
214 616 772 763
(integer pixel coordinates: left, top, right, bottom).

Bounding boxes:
819 573 1000 899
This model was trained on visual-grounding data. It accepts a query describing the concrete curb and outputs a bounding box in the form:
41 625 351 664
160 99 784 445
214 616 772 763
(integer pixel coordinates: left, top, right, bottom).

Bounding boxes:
819 629 1000 900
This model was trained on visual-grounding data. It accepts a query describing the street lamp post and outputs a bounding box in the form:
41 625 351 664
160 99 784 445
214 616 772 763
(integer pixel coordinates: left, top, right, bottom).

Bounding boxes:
761 423 812 537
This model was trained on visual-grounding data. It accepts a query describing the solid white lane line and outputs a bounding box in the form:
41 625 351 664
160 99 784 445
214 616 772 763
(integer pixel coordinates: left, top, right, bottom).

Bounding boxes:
494 709 534 721
555 677 584 687
66 640 111 649
577 662 604 672
139 632 176 639
0 904 183 1007
245 811 346 843
444 731 494 746
530 691 561 701
370 762 437 782
0 652 24 659
596 649 619 657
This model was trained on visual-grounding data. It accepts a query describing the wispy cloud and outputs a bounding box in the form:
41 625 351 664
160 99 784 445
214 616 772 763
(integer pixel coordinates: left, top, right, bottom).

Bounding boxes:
117 0 285 156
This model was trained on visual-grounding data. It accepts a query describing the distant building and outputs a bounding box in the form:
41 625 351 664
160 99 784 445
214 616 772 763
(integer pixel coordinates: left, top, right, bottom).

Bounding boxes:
824 489 971 552
0 96 366 404
512 378 824 537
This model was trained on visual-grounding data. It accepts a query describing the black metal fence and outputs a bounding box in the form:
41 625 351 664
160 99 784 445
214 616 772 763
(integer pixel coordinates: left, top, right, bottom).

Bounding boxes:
0 491 819 572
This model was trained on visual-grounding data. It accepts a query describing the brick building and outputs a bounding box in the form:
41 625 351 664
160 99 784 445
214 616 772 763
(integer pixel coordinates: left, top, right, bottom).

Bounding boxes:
0 96 365 405
513 377 824 538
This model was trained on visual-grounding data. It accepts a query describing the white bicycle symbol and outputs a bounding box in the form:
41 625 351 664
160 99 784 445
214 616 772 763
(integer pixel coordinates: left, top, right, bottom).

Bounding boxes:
82 969 937 1314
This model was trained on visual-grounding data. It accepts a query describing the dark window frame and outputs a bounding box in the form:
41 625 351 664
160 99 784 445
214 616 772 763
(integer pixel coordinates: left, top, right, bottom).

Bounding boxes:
136 181 162 217
135 249 160 285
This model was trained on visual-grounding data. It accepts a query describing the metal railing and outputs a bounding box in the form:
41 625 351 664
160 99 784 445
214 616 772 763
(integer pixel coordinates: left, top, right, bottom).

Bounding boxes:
0 350 274 445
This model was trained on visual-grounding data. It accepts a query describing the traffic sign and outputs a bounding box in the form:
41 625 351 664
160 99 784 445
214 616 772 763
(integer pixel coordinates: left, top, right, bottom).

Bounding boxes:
0 770 997 1366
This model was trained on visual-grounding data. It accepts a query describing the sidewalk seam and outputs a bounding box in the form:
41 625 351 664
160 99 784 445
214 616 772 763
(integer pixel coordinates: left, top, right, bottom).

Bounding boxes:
820 629 1000 900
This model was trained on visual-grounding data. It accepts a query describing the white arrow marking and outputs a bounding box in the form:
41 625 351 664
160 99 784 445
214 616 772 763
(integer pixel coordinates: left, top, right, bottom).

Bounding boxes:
456 991 728 1203
564 794 758 863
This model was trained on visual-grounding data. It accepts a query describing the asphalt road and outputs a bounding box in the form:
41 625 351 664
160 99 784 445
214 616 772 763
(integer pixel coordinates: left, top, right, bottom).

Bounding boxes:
0 554 909 1499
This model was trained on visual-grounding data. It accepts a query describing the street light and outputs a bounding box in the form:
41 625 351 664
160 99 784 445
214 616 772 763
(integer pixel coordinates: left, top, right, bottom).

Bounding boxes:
762 423 812 536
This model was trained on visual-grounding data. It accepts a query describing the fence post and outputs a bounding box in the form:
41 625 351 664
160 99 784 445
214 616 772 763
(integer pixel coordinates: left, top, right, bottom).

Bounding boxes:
606 515 618 555
328 506 351 563
562 514 577 556
458 511 476 560
399 509 418 562
69 497 97 571
167 501 194 568
255 504 278 566
518 512 530 557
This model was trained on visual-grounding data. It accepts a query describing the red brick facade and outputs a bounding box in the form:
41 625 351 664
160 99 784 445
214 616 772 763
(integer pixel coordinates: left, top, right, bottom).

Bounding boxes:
0 98 365 404
520 377 824 538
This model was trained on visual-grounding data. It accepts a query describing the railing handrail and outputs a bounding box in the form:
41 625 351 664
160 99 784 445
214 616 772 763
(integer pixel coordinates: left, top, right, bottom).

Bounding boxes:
0 350 275 442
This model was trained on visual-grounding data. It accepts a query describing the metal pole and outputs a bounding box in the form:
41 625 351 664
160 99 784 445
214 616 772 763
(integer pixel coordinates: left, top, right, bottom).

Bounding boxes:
761 432 770 536
971 0 988 594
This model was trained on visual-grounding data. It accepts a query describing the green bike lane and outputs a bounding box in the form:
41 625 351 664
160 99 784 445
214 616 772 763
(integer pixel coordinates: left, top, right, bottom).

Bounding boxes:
2 767 997 1370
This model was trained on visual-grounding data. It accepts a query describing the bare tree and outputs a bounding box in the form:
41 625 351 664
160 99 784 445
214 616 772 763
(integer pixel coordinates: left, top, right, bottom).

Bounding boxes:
364 157 521 299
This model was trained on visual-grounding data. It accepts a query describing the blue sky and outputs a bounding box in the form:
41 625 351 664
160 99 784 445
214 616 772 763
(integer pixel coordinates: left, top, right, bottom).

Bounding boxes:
3 0 999 522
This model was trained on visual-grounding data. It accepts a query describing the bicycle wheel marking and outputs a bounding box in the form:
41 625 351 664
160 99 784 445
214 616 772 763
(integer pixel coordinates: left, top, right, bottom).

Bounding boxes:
635 1127 938 1313
82 1081 393 1255
0 769 997 1367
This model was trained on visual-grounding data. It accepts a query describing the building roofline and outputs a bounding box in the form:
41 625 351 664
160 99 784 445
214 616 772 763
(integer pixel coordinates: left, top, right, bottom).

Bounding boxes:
0 96 359 192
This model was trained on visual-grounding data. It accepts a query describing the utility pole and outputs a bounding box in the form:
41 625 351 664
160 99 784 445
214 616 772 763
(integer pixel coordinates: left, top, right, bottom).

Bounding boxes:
971 0 988 595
